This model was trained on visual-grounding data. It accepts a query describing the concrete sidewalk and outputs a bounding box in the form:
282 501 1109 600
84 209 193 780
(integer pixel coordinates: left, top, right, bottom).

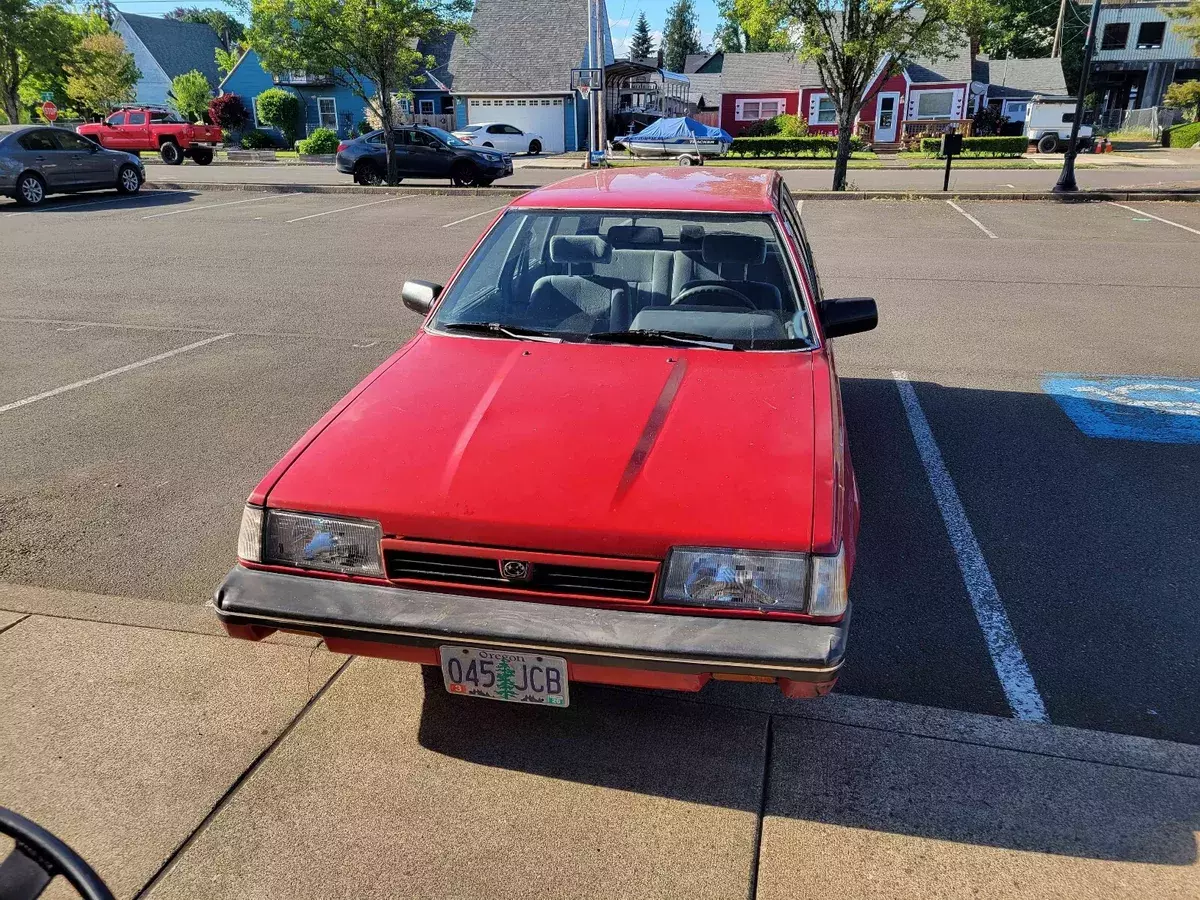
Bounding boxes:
1 582 1197 899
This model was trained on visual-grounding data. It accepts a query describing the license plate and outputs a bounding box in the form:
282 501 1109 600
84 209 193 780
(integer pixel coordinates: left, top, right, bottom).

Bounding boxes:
439 645 569 707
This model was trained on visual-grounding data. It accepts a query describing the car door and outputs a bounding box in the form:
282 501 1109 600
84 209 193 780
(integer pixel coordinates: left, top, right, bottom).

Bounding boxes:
97 111 125 149
15 128 70 188
502 124 525 153
482 124 508 152
405 129 448 176
120 110 150 151
52 129 112 187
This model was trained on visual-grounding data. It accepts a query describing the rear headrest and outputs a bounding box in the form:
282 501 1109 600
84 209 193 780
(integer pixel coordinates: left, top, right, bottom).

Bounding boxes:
549 235 611 264
702 233 766 265
606 225 663 246
679 224 705 251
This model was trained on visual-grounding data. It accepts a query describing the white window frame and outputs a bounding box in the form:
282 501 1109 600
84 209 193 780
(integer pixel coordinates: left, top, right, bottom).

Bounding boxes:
1002 99 1028 121
252 99 266 129
418 98 435 114
735 97 786 122
317 97 337 130
914 89 955 119
811 94 837 125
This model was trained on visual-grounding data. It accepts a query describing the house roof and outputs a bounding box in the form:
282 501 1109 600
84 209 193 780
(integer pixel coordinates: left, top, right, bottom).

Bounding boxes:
118 12 224 87
719 51 821 93
976 56 1068 98
685 72 722 107
449 0 613 94
417 33 456 91
684 53 725 74
903 38 974 84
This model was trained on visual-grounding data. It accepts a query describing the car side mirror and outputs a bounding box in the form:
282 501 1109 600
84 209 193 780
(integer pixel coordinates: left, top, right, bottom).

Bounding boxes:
401 280 443 316
817 297 877 338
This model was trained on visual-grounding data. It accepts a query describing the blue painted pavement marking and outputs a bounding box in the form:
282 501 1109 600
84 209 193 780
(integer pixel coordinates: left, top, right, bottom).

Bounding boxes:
1042 374 1200 445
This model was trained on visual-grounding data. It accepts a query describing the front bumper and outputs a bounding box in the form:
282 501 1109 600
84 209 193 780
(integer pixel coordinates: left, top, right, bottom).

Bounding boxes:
215 566 849 697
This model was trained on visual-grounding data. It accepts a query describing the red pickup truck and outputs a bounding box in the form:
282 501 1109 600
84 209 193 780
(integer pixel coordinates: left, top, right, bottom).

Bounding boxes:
77 106 223 165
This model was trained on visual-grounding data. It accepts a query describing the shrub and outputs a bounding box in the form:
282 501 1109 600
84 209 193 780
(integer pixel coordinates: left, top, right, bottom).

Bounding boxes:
356 119 371 136
297 127 339 155
1163 80 1200 122
238 129 276 149
971 106 1009 137
254 87 301 146
169 69 213 122
208 93 250 131
1164 121 1200 149
729 135 866 158
741 113 808 138
918 135 1027 157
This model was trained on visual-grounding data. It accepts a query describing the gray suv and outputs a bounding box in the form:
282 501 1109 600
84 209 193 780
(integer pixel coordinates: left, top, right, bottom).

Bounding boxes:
0 125 145 207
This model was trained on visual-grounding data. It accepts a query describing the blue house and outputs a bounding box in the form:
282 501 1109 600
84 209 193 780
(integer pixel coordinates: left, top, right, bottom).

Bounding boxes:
219 37 458 143
447 0 614 153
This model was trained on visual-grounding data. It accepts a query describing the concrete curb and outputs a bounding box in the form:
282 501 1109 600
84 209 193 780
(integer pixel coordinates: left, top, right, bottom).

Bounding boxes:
145 180 1200 202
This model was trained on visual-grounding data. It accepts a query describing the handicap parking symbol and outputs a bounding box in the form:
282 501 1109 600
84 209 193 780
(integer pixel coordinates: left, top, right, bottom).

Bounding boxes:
1042 374 1200 444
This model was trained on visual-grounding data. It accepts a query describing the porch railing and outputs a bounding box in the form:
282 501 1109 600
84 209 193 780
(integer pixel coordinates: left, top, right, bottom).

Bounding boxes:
856 121 874 144
399 112 456 130
899 118 974 147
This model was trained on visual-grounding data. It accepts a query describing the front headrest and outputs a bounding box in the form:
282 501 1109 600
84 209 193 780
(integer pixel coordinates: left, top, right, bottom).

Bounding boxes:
549 235 611 264
679 224 705 250
702 233 766 265
606 225 663 246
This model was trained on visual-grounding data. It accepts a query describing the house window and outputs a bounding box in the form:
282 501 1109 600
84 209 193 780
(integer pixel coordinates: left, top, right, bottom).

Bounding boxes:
470 99 479 107
419 99 435 114
482 99 492 106
736 97 786 121
505 99 515 106
553 98 562 105
541 99 552 106
1101 22 1129 51
317 97 337 129
252 98 265 128
915 90 954 119
517 99 527 106
814 96 836 124
1136 21 1165 49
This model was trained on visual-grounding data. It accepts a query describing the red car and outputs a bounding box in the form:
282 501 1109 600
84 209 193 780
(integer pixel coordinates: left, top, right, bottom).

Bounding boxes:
77 106 222 166
216 168 876 705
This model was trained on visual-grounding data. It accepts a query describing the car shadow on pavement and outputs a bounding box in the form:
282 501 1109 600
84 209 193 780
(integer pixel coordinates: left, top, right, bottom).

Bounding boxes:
417 375 1200 866
0 189 193 214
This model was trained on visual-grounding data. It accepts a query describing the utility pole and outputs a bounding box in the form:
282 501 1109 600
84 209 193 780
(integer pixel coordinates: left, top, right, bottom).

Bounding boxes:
1054 0 1103 193
1052 0 1069 57
587 0 597 155
596 0 606 155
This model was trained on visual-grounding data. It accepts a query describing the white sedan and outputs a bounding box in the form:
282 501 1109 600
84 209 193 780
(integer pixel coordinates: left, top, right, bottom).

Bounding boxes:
451 123 544 155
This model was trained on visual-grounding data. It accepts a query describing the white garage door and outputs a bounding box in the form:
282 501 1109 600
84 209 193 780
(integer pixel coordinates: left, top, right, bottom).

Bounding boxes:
468 97 566 154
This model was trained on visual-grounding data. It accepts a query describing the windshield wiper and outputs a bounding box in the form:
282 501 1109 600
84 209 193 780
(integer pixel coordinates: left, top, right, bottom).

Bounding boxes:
585 329 739 350
439 322 563 343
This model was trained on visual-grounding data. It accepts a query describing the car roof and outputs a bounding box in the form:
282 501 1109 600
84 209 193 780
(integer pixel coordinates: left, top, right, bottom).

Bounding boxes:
509 167 781 213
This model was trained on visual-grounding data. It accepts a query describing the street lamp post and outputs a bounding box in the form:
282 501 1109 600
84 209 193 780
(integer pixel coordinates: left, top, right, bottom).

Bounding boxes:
1054 0 1105 194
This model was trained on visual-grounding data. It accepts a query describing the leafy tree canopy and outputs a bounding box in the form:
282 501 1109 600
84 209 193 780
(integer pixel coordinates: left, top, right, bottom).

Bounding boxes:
65 31 139 116
661 0 703 72
716 0 795 54
170 68 213 121
165 7 246 51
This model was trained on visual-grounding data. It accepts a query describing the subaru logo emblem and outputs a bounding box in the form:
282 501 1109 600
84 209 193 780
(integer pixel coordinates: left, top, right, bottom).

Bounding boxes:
500 559 532 582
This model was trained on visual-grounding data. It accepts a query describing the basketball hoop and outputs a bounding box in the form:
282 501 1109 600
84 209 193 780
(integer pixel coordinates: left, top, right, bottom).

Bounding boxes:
579 84 591 98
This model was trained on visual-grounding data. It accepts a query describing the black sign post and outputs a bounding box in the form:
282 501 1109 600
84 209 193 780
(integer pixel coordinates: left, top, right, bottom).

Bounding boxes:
940 131 964 192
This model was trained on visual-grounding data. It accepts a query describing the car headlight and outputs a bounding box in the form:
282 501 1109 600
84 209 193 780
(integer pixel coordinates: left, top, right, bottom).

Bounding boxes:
659 545 847 616
237 506 384 577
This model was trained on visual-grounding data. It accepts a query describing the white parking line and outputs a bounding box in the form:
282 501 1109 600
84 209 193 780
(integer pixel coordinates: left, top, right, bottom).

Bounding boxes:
0 333 234 415
287 194 415 223
1105 201 1200 236
945 200 998 239
892 371 1049 723
142 193 297 220
4 191 190 217
441 205 507 228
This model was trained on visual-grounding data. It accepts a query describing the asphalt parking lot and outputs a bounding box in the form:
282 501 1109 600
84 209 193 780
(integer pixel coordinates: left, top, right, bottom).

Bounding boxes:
1 186 1198 897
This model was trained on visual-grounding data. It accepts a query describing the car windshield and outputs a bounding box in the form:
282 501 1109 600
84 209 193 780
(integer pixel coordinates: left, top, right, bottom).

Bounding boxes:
429 210 813 350
426 127 469 148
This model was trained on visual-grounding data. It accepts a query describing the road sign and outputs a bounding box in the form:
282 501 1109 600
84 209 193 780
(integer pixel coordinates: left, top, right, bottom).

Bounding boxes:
40 91 54 102
41 101 58 122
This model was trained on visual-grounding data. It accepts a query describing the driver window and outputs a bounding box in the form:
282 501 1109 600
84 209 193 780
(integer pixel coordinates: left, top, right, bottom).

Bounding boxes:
409 130 436 148
106 112 126 126
503 125 522 135
487 125 505 134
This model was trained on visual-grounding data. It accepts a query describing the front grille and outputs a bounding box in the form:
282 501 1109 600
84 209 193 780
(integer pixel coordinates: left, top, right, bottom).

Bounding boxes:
385 550 655 601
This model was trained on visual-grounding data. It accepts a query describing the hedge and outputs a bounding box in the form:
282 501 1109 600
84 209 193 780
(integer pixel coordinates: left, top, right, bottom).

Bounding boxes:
729 135 866 158
918 136 1027 157
297 127 339 155
238 129 276 150
1163 121 1200 149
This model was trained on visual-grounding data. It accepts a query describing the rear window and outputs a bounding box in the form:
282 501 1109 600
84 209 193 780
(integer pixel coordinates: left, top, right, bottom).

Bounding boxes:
17 130 58 151
429 210 813 350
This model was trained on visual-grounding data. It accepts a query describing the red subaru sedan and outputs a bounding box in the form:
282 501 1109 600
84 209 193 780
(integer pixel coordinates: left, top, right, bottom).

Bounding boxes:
216 168 876 706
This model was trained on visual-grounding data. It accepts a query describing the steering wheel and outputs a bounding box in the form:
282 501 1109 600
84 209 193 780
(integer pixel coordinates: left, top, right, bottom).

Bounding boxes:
0 807 115 900
671 281 755 309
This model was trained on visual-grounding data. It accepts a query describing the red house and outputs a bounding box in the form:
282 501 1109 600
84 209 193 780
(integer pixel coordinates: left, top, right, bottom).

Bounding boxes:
716 52 820 137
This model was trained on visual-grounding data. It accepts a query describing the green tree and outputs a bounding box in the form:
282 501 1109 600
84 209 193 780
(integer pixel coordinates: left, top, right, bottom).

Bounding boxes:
169 69 212 121
786 0 966 191
495 658 517 700
0 0 76 123
64 31 139 117
661 0 703 73
714 1 745 53
1164 80 1200 121
247 0 471 184
628 11 655 61
215 46 240 79
253 86 300 144
165 6 245 51
1169 0 1200 50
717 0 795 53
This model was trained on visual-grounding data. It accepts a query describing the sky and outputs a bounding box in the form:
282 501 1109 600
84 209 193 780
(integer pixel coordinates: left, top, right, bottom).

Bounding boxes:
108 0 721 58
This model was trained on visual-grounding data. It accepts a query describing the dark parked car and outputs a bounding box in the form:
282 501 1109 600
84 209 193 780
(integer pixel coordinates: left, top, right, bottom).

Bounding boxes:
336 126 513 187
0 125 144 207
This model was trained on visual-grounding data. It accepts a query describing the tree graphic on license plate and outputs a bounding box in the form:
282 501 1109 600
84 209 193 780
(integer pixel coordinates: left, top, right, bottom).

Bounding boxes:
495 658 518 700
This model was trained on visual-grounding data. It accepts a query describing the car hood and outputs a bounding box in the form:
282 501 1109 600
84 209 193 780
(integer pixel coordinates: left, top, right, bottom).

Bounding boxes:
267 333 819 559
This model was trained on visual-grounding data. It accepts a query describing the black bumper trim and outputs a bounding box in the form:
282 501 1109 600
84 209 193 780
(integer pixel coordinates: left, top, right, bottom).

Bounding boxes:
215 566 848 679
